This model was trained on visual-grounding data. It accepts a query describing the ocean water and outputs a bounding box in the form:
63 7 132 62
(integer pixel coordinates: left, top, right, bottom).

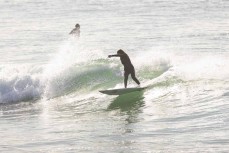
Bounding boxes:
0 0 229 152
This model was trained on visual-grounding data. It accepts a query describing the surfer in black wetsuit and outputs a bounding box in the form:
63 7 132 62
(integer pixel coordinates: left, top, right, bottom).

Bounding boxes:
108 49 140 88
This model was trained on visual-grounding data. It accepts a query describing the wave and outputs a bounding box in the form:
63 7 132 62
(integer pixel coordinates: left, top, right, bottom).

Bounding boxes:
0 65 43 104
0 38 228 104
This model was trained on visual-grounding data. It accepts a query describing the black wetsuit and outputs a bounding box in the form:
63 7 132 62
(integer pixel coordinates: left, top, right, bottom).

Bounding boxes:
109 53 140 88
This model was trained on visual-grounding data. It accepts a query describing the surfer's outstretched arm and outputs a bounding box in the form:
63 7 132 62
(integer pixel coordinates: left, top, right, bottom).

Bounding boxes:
108 54 119 58
108 54 124 58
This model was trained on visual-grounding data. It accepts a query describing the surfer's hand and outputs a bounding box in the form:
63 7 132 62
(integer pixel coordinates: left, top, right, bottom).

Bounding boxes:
108 55 112 58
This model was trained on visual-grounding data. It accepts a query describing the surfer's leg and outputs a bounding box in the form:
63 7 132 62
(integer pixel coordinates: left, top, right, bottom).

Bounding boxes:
131 70 140 85
124 72 129 88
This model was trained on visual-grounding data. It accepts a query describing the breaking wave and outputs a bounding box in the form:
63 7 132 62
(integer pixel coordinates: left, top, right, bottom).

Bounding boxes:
0 38 228 104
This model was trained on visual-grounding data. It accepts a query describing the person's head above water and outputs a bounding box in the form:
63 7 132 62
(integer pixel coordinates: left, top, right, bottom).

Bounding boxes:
75 23 80 28
117 49 125 54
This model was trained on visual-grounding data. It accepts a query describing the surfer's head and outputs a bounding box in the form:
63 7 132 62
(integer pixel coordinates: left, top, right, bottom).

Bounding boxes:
117 49 125 54
75 23 80 28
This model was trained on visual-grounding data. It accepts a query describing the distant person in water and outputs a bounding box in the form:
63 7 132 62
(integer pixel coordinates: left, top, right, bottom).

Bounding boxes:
69 23 80 37
108 49 140 88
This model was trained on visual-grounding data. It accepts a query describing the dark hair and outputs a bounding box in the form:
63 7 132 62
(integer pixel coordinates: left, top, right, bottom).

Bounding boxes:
75 24 80 28
117 49 125 54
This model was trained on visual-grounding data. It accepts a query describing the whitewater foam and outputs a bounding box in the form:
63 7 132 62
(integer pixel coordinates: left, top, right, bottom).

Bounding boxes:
0 65 43 103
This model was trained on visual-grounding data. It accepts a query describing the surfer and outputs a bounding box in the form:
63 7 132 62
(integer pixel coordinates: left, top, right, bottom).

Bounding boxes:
69 23 80 37
108 49 140 88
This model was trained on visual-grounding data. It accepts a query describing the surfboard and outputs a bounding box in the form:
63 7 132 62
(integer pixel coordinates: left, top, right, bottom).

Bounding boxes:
99 87 146 95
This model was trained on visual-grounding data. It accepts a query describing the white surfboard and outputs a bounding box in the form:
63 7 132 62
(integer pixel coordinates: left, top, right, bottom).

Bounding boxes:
99 87 146 95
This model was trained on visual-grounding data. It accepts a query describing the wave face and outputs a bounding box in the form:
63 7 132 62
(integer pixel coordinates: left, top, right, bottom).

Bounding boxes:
0 38 228 104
